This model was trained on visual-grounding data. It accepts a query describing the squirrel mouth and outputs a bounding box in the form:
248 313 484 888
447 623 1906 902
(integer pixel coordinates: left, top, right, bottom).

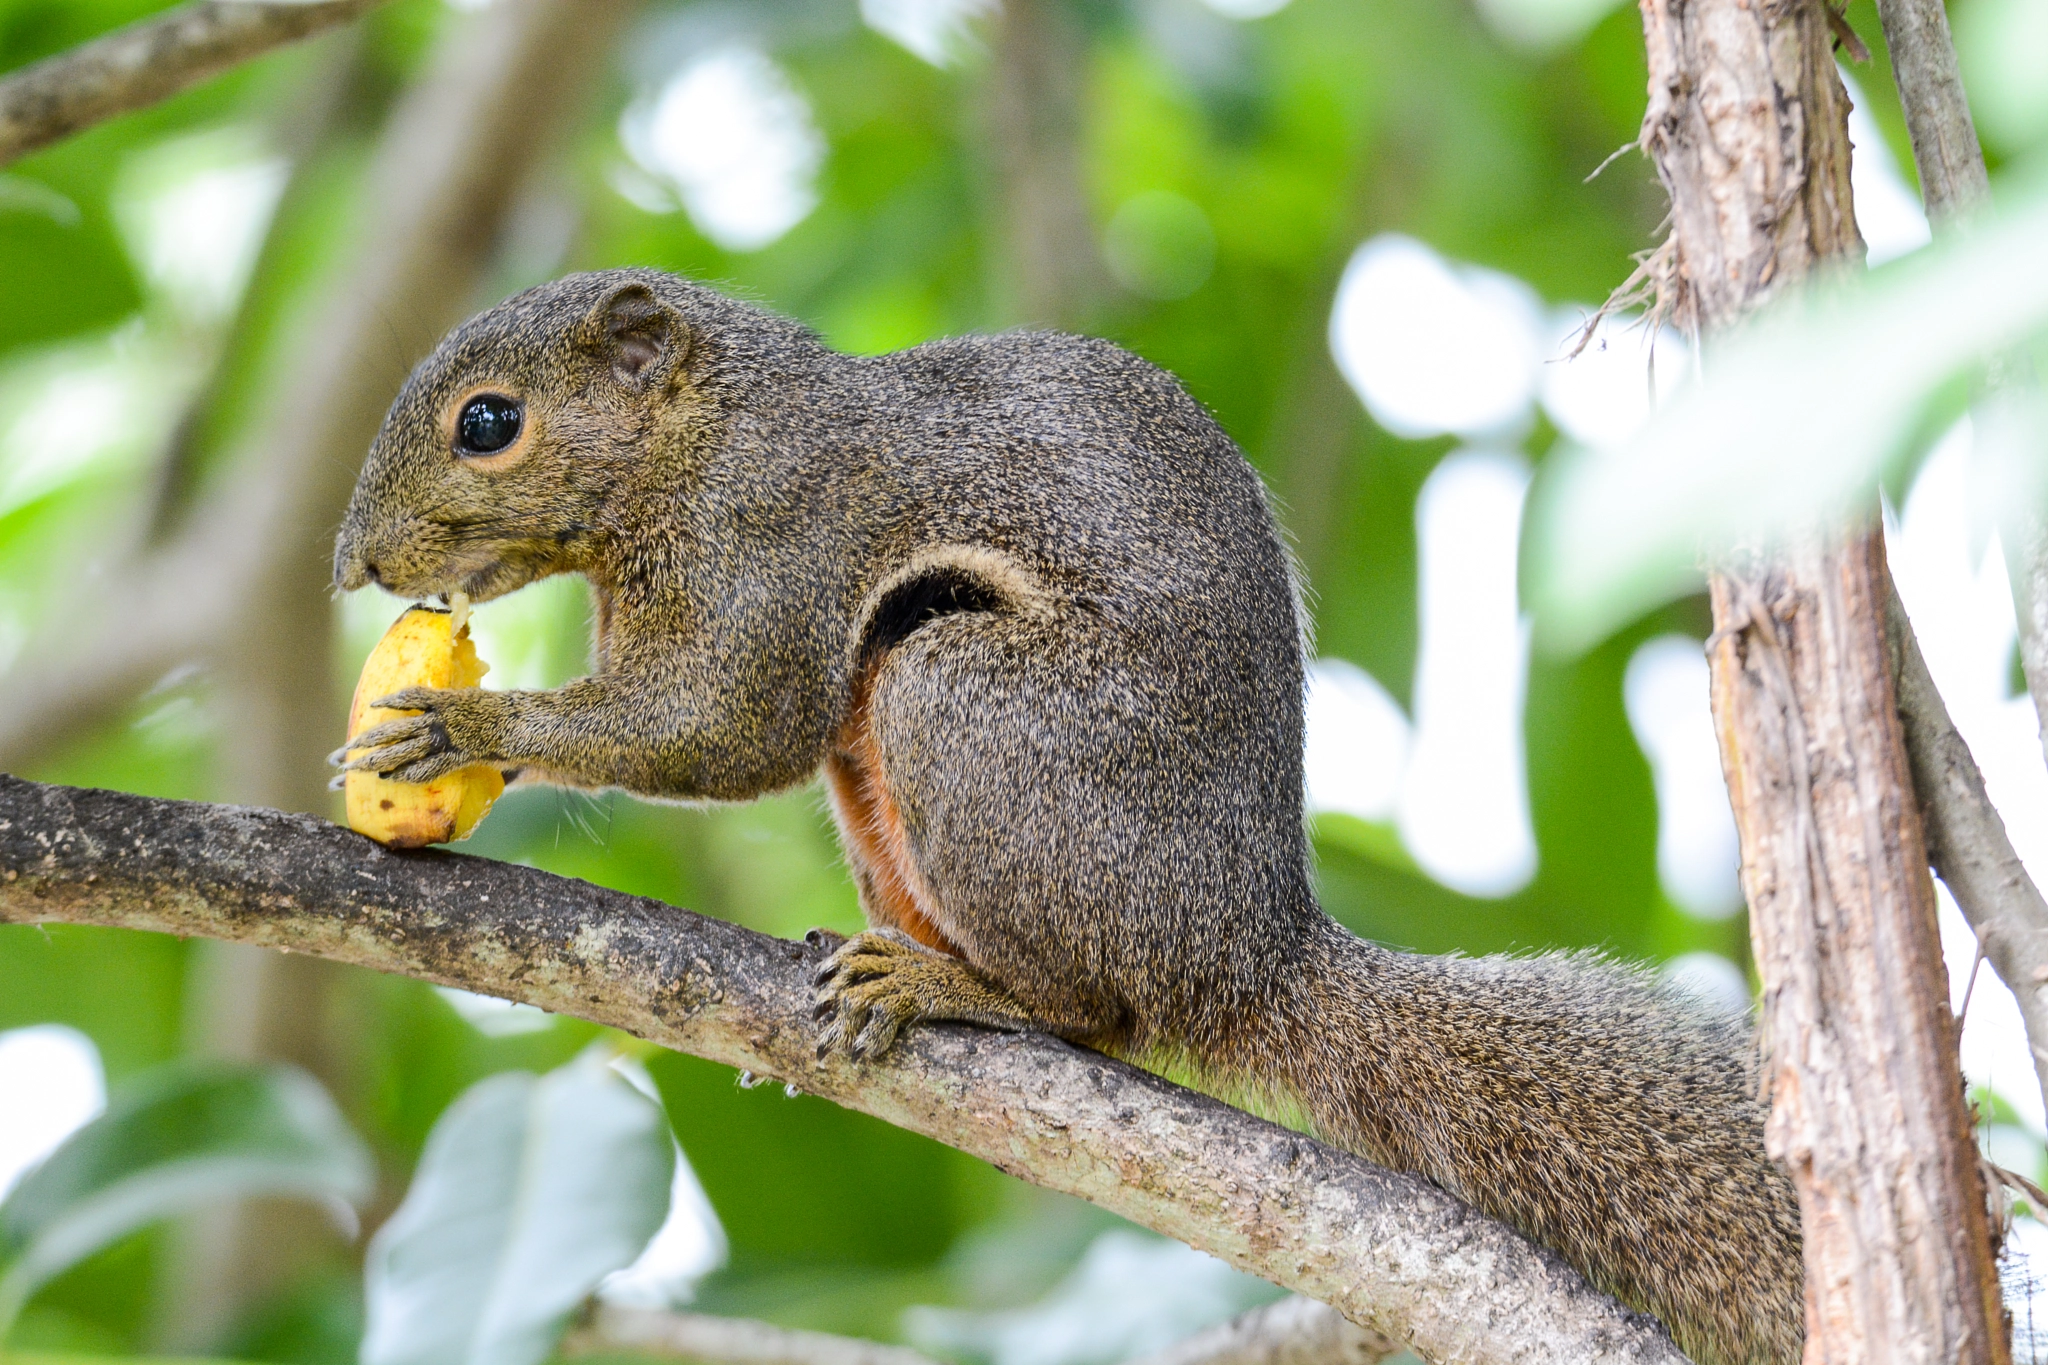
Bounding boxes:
448 569 516 606
440 553 547 607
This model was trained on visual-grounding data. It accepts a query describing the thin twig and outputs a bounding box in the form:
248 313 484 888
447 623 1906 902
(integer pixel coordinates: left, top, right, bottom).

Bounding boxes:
1958 933 1988 1024
2004 521 2048 782
0 774 1690 1365
1985 1156 2048 1213
1571 231 1674 360
0 0 393 169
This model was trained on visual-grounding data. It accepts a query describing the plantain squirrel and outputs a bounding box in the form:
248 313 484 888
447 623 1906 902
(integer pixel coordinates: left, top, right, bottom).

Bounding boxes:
332 268 1803 1365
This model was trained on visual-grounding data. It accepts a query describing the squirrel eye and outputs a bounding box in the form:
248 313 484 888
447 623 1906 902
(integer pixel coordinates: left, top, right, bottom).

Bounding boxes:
456 394 523 455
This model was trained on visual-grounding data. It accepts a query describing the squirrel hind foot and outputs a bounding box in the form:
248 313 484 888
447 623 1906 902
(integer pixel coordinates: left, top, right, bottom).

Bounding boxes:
811 929 1040 1061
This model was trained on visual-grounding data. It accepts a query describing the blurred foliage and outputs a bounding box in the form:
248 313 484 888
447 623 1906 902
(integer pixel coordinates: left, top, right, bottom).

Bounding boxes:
359 1060 673 1365
0 0 2016 1358
0 1064 374 1341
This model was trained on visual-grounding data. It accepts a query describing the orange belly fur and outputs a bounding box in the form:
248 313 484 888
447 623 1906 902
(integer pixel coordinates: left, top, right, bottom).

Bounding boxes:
823 662 960 956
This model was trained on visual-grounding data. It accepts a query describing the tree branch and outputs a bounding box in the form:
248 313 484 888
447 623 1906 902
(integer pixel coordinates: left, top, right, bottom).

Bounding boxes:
1870 0 2048 1170
1885 587 2048 1116
0 774 1688 1365
0 0 393 169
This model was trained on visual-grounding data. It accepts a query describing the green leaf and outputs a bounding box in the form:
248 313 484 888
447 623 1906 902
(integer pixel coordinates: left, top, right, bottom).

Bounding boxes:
1526 176 2048 655
359 1057 676 1365
0 1062 374 1338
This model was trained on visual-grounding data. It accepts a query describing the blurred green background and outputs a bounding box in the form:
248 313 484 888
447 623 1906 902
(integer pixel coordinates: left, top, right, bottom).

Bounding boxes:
0 0 2041 1360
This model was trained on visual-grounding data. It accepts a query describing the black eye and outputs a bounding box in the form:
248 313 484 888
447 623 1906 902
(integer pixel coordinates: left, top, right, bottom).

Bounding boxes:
456 394 523 455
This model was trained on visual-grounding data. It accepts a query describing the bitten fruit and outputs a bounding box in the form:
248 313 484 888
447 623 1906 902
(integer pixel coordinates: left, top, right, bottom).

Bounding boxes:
343 605 503 847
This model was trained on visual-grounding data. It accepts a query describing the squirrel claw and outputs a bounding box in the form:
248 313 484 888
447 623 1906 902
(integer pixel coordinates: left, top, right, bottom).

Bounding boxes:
370 686 447 713
850 1010 904 1059
814 1010 858 1059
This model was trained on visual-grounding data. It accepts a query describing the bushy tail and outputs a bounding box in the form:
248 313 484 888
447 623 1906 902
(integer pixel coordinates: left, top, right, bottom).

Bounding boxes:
1265 918 1804 1365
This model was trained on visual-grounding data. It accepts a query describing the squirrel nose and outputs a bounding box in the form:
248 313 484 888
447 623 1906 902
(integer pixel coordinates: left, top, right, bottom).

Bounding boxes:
333 547 381 593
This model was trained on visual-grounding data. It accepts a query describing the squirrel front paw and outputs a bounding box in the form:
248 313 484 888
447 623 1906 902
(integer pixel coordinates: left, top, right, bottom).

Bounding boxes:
809 928 1035 1061
330 686 499 784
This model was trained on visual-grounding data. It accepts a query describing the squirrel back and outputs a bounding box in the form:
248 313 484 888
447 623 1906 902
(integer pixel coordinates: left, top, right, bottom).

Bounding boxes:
334 269 1802 1365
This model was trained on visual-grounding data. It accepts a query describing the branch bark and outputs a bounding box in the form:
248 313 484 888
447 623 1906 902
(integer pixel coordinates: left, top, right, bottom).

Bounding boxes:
0 775 1690 1365
1635 0 2009 1361
1869 0 1990 221
1875 0 2048 1263
1869 0 2048 1164
1706 536 2004 1365
0 0 393 169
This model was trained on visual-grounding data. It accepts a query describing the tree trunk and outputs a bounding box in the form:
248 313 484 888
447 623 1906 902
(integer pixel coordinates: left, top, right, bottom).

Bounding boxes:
1635 0 2008 1361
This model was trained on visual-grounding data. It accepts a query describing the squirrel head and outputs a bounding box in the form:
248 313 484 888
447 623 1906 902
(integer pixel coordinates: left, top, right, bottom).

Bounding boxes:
334 269 725 604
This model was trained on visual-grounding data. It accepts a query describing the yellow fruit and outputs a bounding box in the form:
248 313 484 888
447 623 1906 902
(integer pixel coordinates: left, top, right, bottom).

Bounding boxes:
344 604 504 847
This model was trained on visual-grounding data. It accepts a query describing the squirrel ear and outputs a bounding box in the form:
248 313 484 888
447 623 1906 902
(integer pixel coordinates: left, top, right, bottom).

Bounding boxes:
593 283 682 388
